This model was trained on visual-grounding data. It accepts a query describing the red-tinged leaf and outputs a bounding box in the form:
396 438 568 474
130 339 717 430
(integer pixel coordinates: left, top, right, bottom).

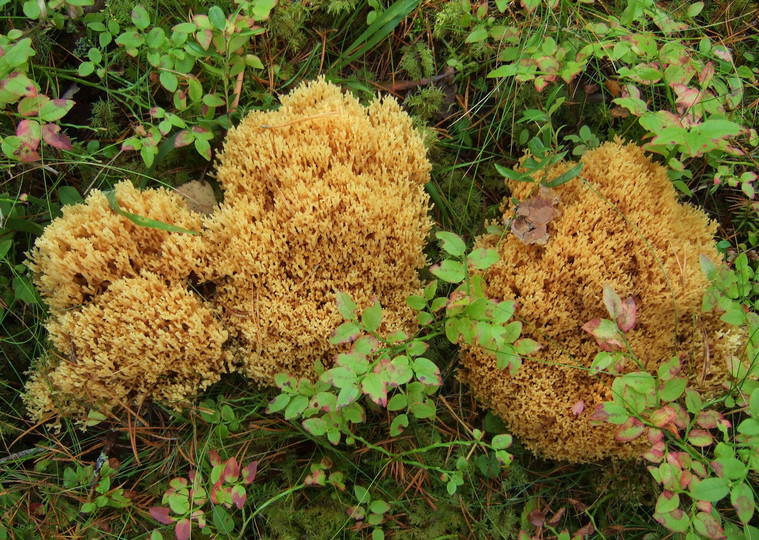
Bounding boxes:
693 511 724 539
196 28 213 50
348 505 366 521
643 441 665 463
687 429 713 447
175 518 191 540
615 416 645 441
231 485 246 509
546 507 565 527
174 129 195 147
695 500 712 513
304 468 326 486
208 449 221 467
695 410 722 429
330 321 361 344
242 461 257 484
589 401 628 425
647 428 663 444
41 123 73 150
572 400 585 415
731 482 755 524
361 373 387 407
603 285 623 320
149 506 174 525
657 356 682 381
649 406 676 427
17 143 40 162
224 458 239 482
16 119 41 145
617 296 636 332
582 318 625 351
655 491 680 514
654 508 689 533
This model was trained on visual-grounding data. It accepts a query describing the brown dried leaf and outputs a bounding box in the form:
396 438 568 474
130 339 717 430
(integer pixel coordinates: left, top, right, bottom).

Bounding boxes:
176 180 217 215
511 187 560 245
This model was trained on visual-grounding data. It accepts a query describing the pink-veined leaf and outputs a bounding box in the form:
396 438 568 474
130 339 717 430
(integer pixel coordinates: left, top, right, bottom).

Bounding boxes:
650 406 677 427
687 428 714 447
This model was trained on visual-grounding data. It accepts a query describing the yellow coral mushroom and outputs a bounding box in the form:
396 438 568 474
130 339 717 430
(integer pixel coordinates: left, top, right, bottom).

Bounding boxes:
459 141 738 462
24 78 432 425
23 271 229 424
203 78 432 383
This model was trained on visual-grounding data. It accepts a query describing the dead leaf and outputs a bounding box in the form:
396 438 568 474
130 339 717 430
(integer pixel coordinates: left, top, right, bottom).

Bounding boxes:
510 187 560 245
176 180 217 214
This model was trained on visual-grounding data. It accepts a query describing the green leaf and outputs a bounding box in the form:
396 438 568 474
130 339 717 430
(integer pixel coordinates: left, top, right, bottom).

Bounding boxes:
362 373 387 407
659 377 687 402
131 5 150 30
409 399 435 419
39 99 75 122
361 300 382 332
202 93 226 107
324 366 357 389
266 393 289 414
160 71 178 92
4 38 33 68
212 506 235 534
389 413 409 436
488 302 513 325
284 395 308 420
104 190 199 235
430 260 466 283
731 482 755 524
491 433 512 450
690 477 730 503
654 508 689 533
413 357 441 386
58 186 83 206
436 231 466 257
336 291 357 320
406 295 426 310
387 393 407 411
369 500 390 514
467 248 499 270
168 492 190 514
208 6 226 29
78 62 95 77
330 322 361 344
466 24 489 43
336 384 359 408
302 417 328 436
544 162 583 187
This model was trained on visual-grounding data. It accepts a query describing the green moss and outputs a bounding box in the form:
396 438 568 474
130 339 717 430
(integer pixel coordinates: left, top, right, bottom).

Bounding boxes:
269 2 310 53
404 85 443 124
400 42 435 81
90 99 121 139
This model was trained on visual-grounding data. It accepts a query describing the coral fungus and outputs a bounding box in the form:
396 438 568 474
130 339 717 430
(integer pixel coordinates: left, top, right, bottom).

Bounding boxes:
24 79 432 425
459 141 739 462
201 78 432 383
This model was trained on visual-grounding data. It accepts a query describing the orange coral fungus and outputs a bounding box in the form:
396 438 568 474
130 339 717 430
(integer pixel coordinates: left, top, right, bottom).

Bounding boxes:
27 181 204 311
202 78 432 383
459 141 739 462
23 272 228 424
24 78 431 425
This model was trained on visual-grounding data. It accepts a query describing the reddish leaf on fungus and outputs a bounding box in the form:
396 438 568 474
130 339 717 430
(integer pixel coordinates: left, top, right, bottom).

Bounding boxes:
615 416 645 441
41 123 73 150
149 506 174 525
572 400 585 415
616 296 637 332
582 318 625 351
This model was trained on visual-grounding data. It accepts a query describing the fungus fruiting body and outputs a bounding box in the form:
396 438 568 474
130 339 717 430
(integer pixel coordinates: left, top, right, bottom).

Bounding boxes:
24 79 432 426
459 141 740 462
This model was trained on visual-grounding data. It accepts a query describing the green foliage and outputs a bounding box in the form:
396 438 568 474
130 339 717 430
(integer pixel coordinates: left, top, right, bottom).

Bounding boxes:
149 450 258 540
585 281 759 538
404 85 443 123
